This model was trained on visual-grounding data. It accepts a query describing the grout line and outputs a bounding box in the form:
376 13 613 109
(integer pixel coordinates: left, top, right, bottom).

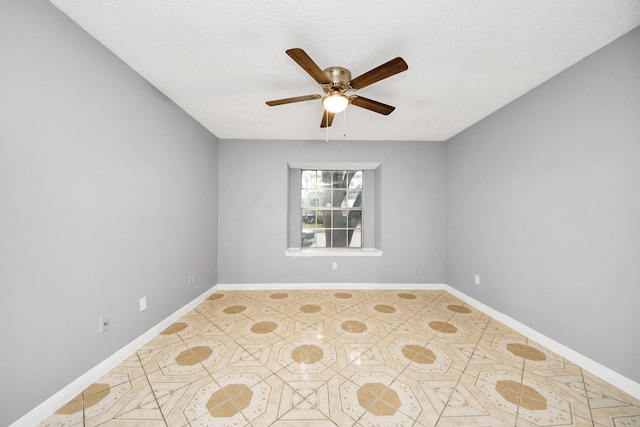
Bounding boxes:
136 351 169 427
513 337 528 425
435 314 494 426
581 367 597 425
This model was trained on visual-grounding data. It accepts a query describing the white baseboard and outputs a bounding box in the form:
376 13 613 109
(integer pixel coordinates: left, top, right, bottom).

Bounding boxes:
216 283 447 291
14 282 639 426
10 285 218 427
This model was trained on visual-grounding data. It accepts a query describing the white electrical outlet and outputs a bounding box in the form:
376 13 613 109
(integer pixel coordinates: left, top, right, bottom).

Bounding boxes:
140 296 147 312
474 275 480 285
188 274 196 285
99 314 110 333
332 262 338 270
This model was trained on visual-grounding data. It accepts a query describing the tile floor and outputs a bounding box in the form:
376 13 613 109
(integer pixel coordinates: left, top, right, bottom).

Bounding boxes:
40 289 640 426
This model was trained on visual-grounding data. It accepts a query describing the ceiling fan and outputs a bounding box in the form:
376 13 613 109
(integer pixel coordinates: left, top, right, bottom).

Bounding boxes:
266 48 408 128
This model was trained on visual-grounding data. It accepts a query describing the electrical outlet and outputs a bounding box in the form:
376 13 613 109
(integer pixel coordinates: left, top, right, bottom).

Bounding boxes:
99 314 110 333
332 262 338 270
188 274 196 285
474 275 480 285
140 296 147 312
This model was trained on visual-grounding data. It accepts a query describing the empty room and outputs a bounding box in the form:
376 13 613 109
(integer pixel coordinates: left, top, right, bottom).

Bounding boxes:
1 1 639 426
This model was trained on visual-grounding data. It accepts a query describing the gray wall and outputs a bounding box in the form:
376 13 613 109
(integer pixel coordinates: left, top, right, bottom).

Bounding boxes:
218 139 446 284
446 27 640 382
0 1 219 425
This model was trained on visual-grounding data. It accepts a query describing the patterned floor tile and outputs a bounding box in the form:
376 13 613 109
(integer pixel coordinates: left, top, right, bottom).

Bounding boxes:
170 374 250 426
520 369 593 422
40 290 639 427
457 369 520 425
584 371 640 427
80 377 156 426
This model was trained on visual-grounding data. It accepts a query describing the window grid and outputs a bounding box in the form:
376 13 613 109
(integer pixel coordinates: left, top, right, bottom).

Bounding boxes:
301 170 363 249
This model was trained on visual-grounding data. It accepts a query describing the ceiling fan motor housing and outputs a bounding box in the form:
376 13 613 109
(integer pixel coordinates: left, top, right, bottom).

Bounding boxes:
324 66 351 88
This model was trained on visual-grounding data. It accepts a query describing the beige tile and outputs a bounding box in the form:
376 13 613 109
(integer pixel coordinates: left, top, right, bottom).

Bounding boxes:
435 413 518 426
583 370 640 407
271 339 343 383
481 318 527 339
325 373 370 426
415 316 481 345
286 320 340 345
82 377 155 426
342 340 389 369
142 343 216 383
319 289 367 307
456 370 519 425
519 369 593 422
43 290 640 426
234 315 292 341
225 343 275 368
354 399 419 426
284 298 337 319
159 374 231 426
369 302 415 321
329 313 388 341
93 419 167 426
515 409 596 427
215 301 262 319
584 370 640 426
172 311 217 339
239 376 294 426
38 393 84 426
270 415 335 426
272 359 342 385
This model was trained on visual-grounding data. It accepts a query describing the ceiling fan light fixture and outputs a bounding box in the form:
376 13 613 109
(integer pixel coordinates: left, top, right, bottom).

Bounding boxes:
322 93 349 113
266 49 408 128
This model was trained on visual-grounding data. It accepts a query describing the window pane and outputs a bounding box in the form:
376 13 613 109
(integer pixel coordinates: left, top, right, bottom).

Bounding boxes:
302 210 318 228
321 210 332 229
314 230 327 248
302 170 317 189
332 189 347 208
348 209 362 228
346 190 361 208
338 230 349 247
302 190 323 208
317 171 331 188
331 210 346 230
332 171 348 189
302 229 315 247
349 226 362 248
348 171 363 189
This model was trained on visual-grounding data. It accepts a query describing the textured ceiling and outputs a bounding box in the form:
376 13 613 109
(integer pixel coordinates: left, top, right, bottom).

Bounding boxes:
49 0 640 141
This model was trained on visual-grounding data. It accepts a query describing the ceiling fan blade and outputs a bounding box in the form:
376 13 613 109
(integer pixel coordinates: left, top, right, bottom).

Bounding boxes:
320 110 335 128
286 48 332 85
349 57 408 90
266 94 321 106
350 96 396 115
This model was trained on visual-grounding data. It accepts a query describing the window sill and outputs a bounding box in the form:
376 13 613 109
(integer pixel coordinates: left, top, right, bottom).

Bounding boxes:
285 248 383 257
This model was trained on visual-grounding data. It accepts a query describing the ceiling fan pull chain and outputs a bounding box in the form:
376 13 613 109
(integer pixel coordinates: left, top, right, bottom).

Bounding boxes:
343 108 347 138
325 109 329 143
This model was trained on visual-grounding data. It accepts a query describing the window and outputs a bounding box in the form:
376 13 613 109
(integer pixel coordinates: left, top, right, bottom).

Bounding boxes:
301 170 363 248
286 162 382 256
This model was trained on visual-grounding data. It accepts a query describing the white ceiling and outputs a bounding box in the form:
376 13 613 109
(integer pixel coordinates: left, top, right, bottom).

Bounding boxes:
49 0 640 141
